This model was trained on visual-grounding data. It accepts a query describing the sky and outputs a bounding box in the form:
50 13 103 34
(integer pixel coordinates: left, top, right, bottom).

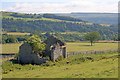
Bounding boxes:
0 0 119 13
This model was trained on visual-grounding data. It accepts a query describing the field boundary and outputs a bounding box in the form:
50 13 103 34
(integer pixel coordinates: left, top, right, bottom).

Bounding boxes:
67 49 118 57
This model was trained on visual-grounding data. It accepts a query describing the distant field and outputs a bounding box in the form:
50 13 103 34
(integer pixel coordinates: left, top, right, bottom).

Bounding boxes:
2 52 118 78
66 42 118 52
60 32 85 34
5 32 30 35
1 43 22 54
1 42 118 54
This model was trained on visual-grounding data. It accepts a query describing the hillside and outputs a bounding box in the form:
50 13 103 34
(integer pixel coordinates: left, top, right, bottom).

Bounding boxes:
1 12 118 40
58 13 118 25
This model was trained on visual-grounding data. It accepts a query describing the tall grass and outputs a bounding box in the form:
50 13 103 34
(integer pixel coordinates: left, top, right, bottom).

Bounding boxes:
2 52 118 78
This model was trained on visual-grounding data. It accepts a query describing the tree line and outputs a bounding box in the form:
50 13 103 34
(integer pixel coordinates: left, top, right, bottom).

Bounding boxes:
2 12 118 40
2 18 117 40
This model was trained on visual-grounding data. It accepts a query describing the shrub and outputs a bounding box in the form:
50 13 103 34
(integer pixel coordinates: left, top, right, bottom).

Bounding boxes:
26 35 46 55
42 61 54 66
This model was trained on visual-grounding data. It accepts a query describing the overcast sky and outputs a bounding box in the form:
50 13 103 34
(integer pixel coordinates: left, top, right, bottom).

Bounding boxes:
1 0 119 13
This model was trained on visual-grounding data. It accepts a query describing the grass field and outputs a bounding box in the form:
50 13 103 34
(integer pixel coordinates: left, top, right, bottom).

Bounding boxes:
66 42 118 52
1 43 22 54
1 42 118 54
2 52 118 78
5 32 30 35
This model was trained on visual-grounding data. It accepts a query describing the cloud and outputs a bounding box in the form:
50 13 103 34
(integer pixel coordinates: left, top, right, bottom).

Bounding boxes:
67 0 118 12
2 0 119 13
3 3 71 13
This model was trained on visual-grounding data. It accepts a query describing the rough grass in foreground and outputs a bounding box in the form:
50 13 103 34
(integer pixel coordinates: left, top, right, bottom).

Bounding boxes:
2 52 118 78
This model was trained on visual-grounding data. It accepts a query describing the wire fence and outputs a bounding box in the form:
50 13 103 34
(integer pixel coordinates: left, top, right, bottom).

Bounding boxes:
67 49 118 57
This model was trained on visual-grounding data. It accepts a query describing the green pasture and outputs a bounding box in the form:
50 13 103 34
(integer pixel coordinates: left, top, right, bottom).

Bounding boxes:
2 52 118 78
66 42 118 52
5 32 30 36
1 43 22 54
1 42 118 54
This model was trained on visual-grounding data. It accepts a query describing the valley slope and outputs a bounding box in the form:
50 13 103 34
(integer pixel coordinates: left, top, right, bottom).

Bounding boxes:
1 12 118 40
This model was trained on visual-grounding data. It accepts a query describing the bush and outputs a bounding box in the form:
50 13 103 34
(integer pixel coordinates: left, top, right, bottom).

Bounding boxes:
2 61 23 74
5 36 18 43
2 61 14 74
42 61 55 66
26 35 46 54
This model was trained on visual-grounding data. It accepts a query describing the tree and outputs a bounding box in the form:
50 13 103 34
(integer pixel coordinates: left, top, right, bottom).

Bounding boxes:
5 36 18 43
26 35 46 56
84 32 100 46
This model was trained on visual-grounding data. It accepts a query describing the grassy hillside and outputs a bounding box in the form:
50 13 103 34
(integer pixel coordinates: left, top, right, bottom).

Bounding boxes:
2 12 118 40
2 52 118 78
59 13 118 25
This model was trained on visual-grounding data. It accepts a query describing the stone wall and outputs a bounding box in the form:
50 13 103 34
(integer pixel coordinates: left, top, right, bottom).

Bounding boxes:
18 43 47 64
67 49 118 57
62 47 67 58
50 44 67 61
51 44 62 61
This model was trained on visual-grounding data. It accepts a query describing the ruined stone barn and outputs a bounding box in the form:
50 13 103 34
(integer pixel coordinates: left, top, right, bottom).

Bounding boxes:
44 35 67 61
18 35 67 64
